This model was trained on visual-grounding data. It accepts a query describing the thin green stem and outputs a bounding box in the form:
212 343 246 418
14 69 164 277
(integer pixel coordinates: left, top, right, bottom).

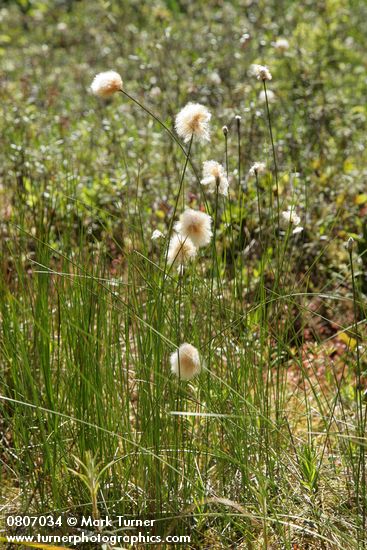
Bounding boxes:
208 182 220 370
236 116 245 301
349 246 366 547
255 171 263 247
224 127 237 312
263 80 280 245
158 136 193 307
120 90 210 211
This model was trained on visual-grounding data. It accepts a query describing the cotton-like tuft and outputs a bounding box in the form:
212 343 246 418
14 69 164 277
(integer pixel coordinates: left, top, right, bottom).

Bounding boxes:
175 103 211 143
151 229 164 240
249 64 272 81
240 33 251 48
281 208 301 227
282 208 303 234
91 71 123 97
248 162 266 177
167 234 196 271
259 89 276 104
274 38 290 52
208 72 221 85
150 86 162 98
175 209 212 248
170 343 201 380
201 160 229 196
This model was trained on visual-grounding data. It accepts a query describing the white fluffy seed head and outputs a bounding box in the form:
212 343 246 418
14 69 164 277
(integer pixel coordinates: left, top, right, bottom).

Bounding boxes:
170 343 201 380
274 38 289 52
240 33 251 47
249 64 272 81
281 208 301 226
259 89 276 104
175 209 212 248
175 103 211 143
201 160 229 196
167 234 197 270
208 71 221 85
151 229 164 240
282 207 303 235
249 162 266 177
90 71 123 97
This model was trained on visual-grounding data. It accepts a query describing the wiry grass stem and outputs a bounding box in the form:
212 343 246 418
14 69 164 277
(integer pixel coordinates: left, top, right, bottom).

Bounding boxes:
349 243 366 546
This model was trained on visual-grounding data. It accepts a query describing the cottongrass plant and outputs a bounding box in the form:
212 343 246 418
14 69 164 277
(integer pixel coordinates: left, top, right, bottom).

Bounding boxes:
259 89 276 103
167 233 197 272
2 50 366 550
249 63 273 81
252 62 281 277
175 103 211 143
151 229 164 240
174 209 212 248
273 38 290 52
170 343 201 380
281 207 303 234
91 71 205 200
90 70 123 97
248 161 266 177
201 160 229 196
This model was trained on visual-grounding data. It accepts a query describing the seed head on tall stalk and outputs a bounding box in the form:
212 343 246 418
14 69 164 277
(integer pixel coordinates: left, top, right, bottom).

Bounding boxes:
91 70 209 202
249 65 279 242
250 63 285 430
